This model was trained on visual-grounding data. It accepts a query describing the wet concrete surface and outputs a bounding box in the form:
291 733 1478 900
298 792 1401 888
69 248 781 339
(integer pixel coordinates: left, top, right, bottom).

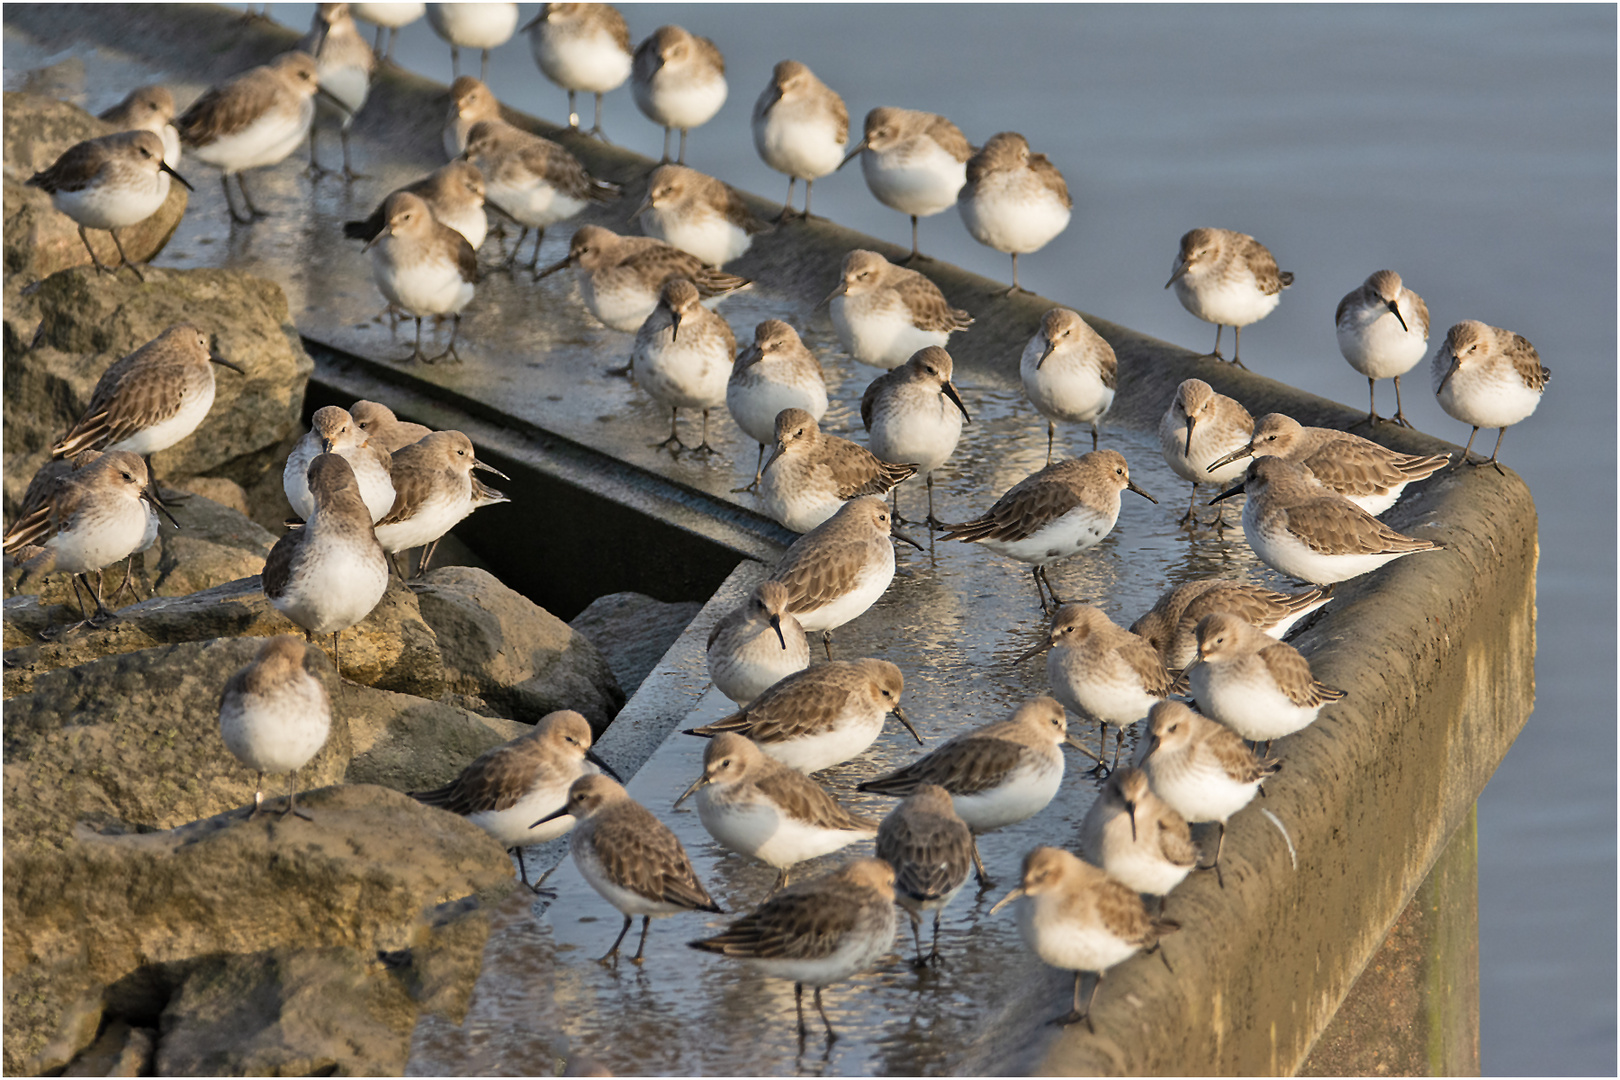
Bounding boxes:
3 10 1522 1075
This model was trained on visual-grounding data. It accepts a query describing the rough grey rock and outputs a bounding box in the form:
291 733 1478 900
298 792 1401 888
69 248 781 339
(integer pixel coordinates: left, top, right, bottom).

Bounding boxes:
344 683 528 794
3 265 313 520
3 91 188 283
413 566 625 733
62 1020 154 1077
3 575 447 699
5 488 278 612
569 591 702 698
2 637 352 853
4 785 514 1076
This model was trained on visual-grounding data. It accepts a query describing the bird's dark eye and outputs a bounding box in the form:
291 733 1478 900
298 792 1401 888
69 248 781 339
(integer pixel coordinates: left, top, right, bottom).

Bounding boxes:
881 689 892 697
721 759 731 768
122 472 134 481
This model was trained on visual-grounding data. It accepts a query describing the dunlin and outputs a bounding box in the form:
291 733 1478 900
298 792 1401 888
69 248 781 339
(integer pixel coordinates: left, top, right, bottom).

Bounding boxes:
26 130 192 281
690 858 897 1042
523 2 633 137
942 450 1155 612
631 25 728 165
1212 456 1441 585
345 159 488 249
97 84 180 167
262 453 390 670
862 345 972 526
859 696 1094 887
176 51 323 224
957 132 1071 294
630 277 736 453
536 773 722 966
283 405 396 523
990 846 1177 1030
1019 603 1174 772
463 117 621 274
874 784 973 966
7 451 168 632
537 224 751 332
1129 578 1333 673
635 163 769 267
687 658 919 774
442 75 499 161
219 635 332 821
1140 701 1277 886
411 709 611 890
352 2 424 61
675 732 878 890
727 321 830 491
706 580 810 706
298 3 375 180
841 106 973 261
6 452 159 609
1189 612 1345 753
1431 320 1550 475
1078 767 1197 907
1021 307 1117 461
1337 269 1430 427
824 248 973 370
364 191 479 362
1165 227 1293 369
373 430 510 575
427 2 520 81
52 325 245 486
1206 412 1450 516
765 495 920 657
349 400 432 452
752 59 847 220
759 408 915 533
1158 377 1254 526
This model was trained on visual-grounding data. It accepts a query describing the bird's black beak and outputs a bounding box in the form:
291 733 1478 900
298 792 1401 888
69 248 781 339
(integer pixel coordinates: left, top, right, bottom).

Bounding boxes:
769 613 786 650
161 161 194 191
890 704 923 745
1126 800 1138 842
891 528 925 551
585 748 621 782
837 138 868 170
1209 481 1246 505
1437 355 1460 393
144 483 182 529
1207 444 1254 472
472 459 510 480
531 805 571 829
943 381 971 423
535 253 574 280
1386 298 1409 333
1126 479 1157 504
209 352 245 374
1036 339 1056 370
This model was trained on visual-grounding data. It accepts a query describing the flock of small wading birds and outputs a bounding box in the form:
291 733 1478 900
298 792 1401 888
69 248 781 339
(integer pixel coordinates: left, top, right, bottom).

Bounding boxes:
9 1 1554 1046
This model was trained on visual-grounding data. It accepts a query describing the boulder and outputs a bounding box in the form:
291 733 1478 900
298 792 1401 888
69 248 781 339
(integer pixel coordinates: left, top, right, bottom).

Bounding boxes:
413 566 624 733
3 785 514 1076
3 91 188 283
344 683 528 794
570 591 702 698
3 265 313 519
5 488 278 611
63 1019 154 1077
3 575 447 699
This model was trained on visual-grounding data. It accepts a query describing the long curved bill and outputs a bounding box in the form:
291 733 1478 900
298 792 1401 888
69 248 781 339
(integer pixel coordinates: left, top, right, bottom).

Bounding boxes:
673 773 708 809
1207 444 1255 472
208 352 245 374
531 805 571 829
161 161 194 191
472 458 510 480
586 748 621 782
1126 479 1157 504
1064 733 1103 763
1436 355 1461 393
837 139 868 170
890 704 923 745
1209 481 1247 505
1015 636 1053 664
891 528 925 551
534 254 575 280
943 381 971 423
988 885 1025 916
769 613 786 650
1164 261 1189 289
1386 298 1409 333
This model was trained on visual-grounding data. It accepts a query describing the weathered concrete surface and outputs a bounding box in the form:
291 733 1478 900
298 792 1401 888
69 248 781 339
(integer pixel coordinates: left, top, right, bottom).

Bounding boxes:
1300 807 1481 1076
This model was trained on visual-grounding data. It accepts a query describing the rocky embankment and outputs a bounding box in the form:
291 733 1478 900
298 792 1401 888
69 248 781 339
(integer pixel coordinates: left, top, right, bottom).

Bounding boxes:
2 92 701 1077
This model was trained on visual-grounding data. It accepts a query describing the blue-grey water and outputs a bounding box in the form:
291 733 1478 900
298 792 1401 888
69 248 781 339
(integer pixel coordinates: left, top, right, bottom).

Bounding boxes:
9 4 1614 1073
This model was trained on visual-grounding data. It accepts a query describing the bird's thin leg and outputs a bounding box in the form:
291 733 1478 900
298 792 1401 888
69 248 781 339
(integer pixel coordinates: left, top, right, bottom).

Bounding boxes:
924 473 944 530
1455 426 1481 467
804 178 816 218
660 127 672 164
731 444 766 493
1178 483 1200 527
279 767 314 820
341 125 364 181
1230 326 1248 370
372 23 386 55
1391 376 1413 428
908 912 925 967
237 172 266 219
814 986 836 1042
1090 420 1101 452
630 915 652 964
1045 420 1056 465
794 983 808 1040
999 253 1026 296
75 225 113 273
387 27 400 61
1482 427 1509 475
777 176 797 222
406 316 427 362
929 911 944 967
429 313 465 363
108 229 147 282
1365 377 1384 425
1031 566 1049 614
969 836 993 889
450 44 461 79
821 630 833 661
678 128 688 165
567 89 581 131
514 846 532 889
596 913 632 966
417 539 442 577
526 227 547 275
588 92 610 141
1209 324 1224 361
220 175 246 224
248 770 266 818
479 49 490 83
651 407 685 453
691 409 720 455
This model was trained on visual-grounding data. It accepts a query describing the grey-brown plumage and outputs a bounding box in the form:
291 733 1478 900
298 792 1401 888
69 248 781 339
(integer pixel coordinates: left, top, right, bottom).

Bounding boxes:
540 773 721 966
689 858 897 1042
536 224 751 332
349 399 433 452
1129 578 1333 672
344 160 487 246
875 784 973 966
1077 766 1197 906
